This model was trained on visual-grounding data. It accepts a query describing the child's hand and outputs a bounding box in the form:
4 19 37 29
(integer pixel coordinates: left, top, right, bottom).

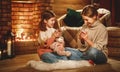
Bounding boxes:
53 30 62 38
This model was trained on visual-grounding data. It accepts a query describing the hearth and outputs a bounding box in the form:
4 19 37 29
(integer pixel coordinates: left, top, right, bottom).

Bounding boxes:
11 1 40 55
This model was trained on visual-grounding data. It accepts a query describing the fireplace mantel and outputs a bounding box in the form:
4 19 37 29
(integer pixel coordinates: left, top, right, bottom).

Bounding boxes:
12 0 40 3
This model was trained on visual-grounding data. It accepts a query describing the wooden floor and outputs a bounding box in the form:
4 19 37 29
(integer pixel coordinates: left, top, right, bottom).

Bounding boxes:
0 53 120 72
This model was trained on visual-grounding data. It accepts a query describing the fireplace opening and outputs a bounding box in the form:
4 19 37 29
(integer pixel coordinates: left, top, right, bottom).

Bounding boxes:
12 1 40 42
14 28 38 42
11 1 40 55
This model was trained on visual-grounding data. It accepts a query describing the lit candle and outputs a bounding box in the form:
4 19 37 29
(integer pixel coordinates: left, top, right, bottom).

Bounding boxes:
7 40 11 56
0 51 1 59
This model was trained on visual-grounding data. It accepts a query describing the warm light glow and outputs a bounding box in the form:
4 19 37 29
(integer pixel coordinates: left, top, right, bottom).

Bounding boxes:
15 28 36 42
14 15 37 41
12 1 40 42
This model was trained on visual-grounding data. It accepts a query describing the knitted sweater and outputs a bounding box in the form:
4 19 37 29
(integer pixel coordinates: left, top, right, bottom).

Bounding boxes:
37 28 56 56
78 20 108 57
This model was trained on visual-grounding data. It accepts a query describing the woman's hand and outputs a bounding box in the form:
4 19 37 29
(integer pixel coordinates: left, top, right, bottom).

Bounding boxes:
79 30 94 47
80 30 88 40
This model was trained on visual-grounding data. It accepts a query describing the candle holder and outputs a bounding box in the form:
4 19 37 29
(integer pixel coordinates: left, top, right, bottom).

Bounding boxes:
0 30 15 60
6 32 15 58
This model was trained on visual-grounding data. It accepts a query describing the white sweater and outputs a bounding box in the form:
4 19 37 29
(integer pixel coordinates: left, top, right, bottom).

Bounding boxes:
78 20 108 57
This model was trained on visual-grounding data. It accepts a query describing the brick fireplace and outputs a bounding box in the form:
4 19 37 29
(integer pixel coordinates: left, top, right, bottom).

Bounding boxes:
0 0 53 55
11 1 40 55
12 1 40 42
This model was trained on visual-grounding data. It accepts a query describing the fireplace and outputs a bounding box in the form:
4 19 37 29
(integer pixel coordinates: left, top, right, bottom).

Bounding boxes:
12 1 40 41
11 1 41 55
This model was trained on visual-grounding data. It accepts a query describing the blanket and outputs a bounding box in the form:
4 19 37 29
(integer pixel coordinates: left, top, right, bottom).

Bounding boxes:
27 60 93 71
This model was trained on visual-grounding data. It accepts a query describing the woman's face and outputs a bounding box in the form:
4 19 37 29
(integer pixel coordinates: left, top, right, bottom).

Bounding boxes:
82 15 97 27
44 17 56 28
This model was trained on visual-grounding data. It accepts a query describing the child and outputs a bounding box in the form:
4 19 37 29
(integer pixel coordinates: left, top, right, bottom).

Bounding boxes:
37 10 83 63
37 10 68 63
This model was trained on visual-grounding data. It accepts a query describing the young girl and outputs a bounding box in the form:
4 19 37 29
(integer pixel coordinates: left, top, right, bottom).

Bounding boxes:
37 10 71 63
78 5 108 64
37 10 84 63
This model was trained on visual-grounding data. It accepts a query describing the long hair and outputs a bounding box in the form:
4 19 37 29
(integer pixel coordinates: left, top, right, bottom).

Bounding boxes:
39 10 56 31
81 5 98 18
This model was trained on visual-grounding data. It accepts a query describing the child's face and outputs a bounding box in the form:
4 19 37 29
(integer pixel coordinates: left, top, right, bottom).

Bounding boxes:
45 17 56 28
82 15 97 27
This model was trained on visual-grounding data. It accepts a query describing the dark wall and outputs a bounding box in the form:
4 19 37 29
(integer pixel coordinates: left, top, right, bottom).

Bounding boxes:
100 0 120 26
0 0 11 40
115 0 120 23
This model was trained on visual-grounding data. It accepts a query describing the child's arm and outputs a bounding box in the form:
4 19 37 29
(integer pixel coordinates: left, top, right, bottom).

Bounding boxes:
46 30 62 48
45 35 56 48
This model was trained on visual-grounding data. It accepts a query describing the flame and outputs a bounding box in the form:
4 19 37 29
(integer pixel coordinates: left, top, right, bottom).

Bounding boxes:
15 29 36 42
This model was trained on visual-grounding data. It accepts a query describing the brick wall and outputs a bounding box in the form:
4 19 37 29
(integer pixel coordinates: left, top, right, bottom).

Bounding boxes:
0 0 11 40
12 1 40 41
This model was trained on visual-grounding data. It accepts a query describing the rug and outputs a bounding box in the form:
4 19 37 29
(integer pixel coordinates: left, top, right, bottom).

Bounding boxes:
27 60 93 71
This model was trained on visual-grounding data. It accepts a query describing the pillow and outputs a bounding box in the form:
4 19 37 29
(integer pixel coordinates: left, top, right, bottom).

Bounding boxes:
63 8 84 27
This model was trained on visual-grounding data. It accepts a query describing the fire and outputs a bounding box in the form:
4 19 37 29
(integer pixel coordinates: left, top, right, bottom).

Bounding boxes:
15 29 36 42
11 1 40 42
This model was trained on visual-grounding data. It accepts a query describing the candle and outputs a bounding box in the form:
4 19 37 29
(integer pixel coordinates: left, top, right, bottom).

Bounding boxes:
7 40 11 56
0 51 1 59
